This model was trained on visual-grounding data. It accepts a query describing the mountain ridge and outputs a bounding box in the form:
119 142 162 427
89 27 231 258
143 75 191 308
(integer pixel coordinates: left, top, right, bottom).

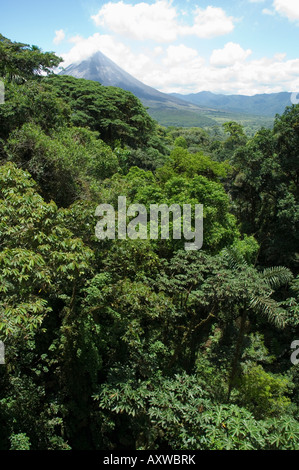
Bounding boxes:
170 90 293 117
58 51 292 127
59 51 206 111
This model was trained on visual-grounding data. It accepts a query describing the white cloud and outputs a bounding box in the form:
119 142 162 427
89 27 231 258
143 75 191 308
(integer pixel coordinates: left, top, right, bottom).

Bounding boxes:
60 33 155 85
274 52 287 60
163 45 199 67
59 31 299 96
146 53 299 95
153 46 164 57
210 42 252 67
53 29 65 45
91 1 237 42
91 0 179 42
205 56 299 95
182 6 235 38
262 8 275 15
61 33 131 67
273 0 299 21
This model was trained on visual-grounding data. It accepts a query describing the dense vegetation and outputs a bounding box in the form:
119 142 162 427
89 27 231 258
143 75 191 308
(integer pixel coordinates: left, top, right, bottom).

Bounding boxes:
0 35 298 451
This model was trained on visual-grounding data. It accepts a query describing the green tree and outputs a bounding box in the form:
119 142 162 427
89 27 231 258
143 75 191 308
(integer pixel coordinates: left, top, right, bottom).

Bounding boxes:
0 163 100 449
231 120 299 268
43 75 158 149
4 123 119 206
0 34 61 82
274 105 299 193
0 80 71 140
100 164 239 256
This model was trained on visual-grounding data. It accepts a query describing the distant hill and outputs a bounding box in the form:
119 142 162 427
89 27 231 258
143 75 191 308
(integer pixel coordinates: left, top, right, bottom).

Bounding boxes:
59 51 217 128
170 90 293 117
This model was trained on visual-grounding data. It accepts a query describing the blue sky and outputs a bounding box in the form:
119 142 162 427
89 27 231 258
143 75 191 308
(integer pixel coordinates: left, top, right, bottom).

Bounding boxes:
1 0 299 95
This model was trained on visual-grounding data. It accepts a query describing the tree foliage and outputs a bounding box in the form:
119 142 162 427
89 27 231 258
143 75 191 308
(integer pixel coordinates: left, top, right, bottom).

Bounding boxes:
43 75 159 149
230 113 299 268
0 34 61 83
0 34 298 451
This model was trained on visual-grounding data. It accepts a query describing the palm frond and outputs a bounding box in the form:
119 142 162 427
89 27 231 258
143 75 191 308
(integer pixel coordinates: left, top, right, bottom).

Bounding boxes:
261 266 293 290
221 246 249 271
249 294 287 329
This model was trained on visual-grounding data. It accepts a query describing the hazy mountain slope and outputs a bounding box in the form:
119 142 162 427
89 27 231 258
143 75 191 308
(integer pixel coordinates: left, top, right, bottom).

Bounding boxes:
170 90 292 117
